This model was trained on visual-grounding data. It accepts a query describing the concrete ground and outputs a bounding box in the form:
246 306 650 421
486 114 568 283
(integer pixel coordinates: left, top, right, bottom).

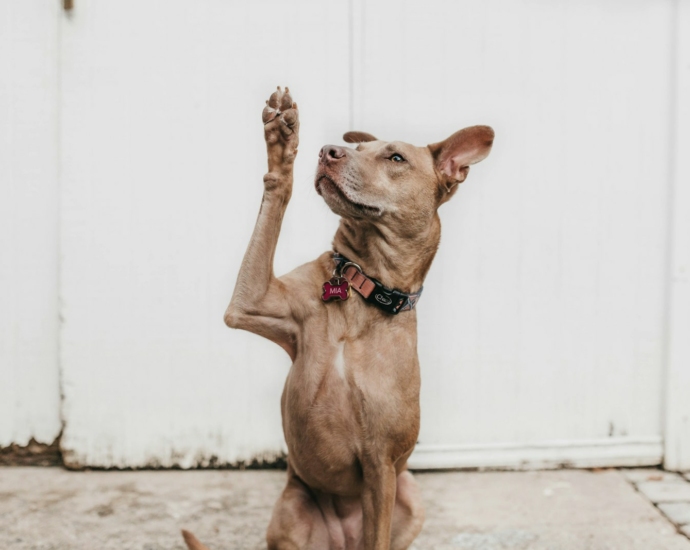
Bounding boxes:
1 468 689 550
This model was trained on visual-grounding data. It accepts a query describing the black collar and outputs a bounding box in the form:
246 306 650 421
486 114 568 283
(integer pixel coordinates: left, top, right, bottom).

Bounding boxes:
333 253 423 315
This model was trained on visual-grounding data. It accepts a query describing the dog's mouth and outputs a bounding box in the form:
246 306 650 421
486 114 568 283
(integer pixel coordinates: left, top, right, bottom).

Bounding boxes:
316 175 382 217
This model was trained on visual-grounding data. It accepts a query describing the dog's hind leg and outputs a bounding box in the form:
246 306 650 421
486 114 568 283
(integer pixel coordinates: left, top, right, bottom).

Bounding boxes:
390 470 425 550
267 471 330 550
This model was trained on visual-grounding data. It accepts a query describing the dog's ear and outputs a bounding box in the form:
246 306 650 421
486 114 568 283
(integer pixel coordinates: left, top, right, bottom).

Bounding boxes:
343 131 378 144
428 125 494 200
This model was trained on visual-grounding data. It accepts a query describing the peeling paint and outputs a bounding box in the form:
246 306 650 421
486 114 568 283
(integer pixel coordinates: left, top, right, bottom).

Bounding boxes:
61 449 287 472
0 435 62 467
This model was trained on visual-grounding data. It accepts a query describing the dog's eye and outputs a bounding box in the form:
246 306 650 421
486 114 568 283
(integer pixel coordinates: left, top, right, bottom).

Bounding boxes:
389 153 405 163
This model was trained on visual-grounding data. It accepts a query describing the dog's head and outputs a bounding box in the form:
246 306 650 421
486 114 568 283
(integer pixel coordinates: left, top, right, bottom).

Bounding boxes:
315 126 494 234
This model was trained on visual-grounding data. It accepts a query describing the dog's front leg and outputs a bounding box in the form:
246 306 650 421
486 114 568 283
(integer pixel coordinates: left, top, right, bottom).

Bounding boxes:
361 458 398 550
224 87 300 359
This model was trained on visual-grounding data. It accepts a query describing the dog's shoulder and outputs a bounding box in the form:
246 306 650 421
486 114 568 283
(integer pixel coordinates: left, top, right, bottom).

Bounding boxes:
277 252 333 318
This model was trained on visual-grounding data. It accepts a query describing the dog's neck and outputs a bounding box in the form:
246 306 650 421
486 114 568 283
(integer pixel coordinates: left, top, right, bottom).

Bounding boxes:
332 216 440 294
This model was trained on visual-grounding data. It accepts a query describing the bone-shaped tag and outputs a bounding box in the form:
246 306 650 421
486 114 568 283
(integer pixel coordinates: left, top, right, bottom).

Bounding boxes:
322 277 350 302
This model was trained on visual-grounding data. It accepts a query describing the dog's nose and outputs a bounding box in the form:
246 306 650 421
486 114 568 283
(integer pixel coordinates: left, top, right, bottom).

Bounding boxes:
319 145 346 163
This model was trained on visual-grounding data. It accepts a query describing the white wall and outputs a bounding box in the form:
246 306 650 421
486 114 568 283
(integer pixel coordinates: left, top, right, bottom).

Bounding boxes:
59 0 348 467
1 0 688 470
0 1 62 447
56 0 678 469
665 0 690 472
353 0 674 468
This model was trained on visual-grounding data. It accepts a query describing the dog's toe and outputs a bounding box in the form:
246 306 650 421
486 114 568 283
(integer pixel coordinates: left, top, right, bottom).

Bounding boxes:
263 86 299 152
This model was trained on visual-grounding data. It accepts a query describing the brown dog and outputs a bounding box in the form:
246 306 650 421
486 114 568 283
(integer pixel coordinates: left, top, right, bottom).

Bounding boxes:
183 87 493 550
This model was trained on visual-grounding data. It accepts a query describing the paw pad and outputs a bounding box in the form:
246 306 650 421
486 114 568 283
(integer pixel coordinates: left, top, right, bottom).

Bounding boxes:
262 86 300 166
262 86 298 130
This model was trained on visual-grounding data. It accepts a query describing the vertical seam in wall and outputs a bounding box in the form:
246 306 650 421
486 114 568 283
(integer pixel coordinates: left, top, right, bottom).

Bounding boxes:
661 0 680 467
348 0 363 131
348 0 354 131
56 0 66 451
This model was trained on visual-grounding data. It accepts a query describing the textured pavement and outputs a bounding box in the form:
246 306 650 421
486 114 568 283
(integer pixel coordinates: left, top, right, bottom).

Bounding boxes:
1 467 690 549
621 469 690 540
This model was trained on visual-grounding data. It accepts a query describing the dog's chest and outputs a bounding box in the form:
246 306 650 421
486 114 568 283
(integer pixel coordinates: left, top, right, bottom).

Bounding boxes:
282 303 421 490
306 298 418 378
287 306 421 429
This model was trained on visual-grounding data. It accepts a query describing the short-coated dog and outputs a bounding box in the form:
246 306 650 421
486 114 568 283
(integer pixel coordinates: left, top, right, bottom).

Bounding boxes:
182 87 493 550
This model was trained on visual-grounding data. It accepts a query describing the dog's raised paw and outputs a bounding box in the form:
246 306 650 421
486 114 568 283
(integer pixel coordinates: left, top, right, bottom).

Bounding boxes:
262 86 299 165
262 86 299 134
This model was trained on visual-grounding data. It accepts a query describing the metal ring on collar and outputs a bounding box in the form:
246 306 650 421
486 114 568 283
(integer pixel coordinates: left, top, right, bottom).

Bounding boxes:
338 261 363 277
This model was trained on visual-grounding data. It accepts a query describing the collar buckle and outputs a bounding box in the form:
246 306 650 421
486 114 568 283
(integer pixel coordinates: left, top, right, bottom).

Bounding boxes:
331 252 423 315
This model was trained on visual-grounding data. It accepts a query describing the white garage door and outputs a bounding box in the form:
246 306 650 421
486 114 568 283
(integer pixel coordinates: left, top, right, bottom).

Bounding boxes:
54 0 687 469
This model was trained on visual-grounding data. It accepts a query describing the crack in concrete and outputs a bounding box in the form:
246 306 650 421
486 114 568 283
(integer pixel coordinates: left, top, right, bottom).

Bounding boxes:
621 467 690 541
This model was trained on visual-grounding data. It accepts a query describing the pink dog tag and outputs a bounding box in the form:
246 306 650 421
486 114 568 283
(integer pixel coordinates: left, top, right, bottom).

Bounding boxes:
322 277 350 302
